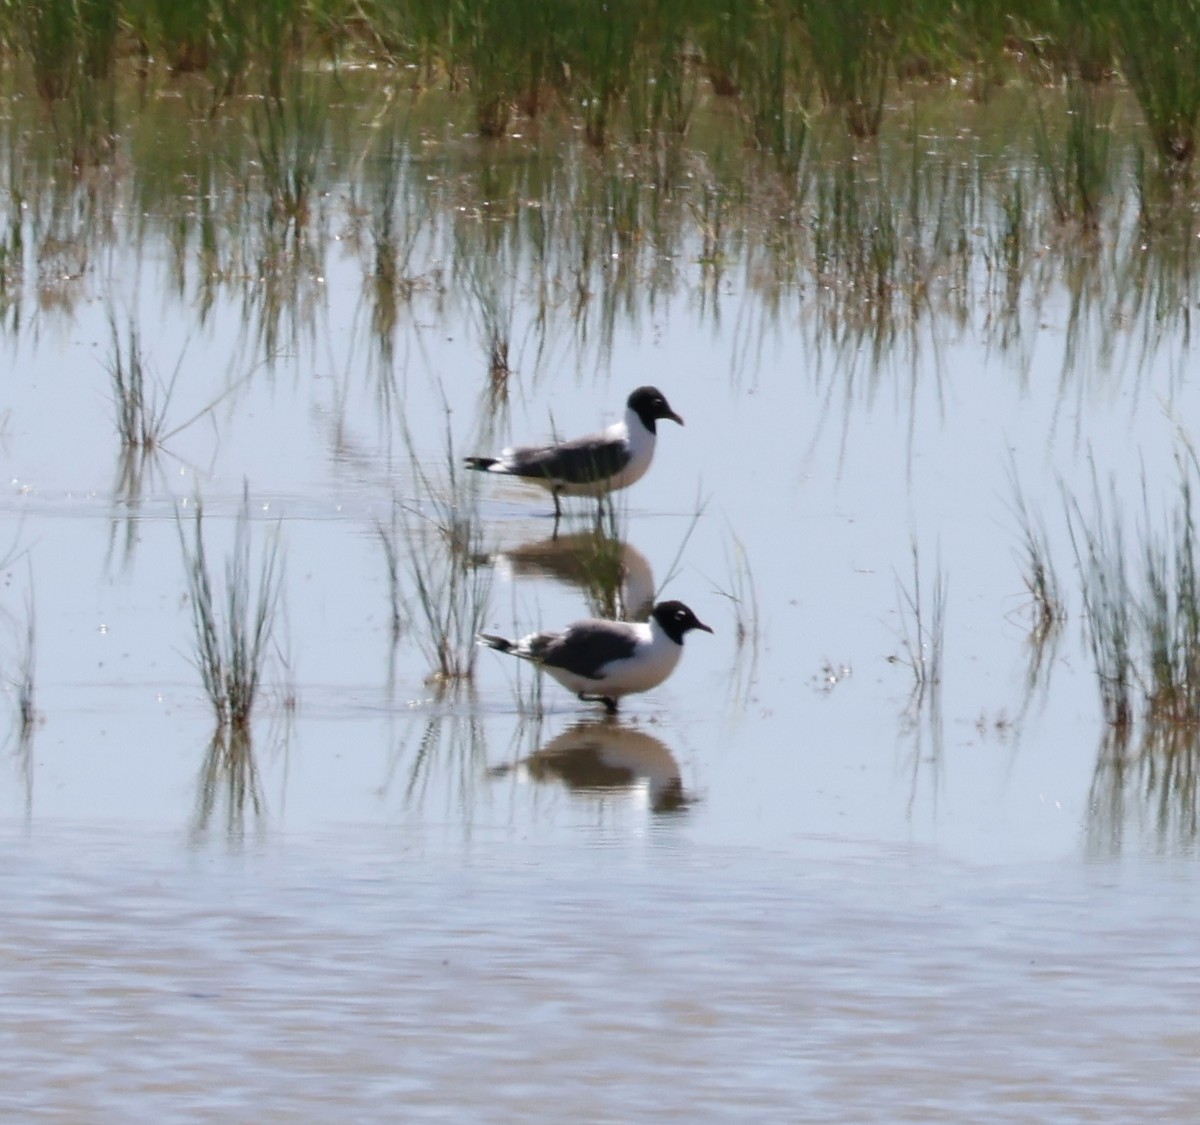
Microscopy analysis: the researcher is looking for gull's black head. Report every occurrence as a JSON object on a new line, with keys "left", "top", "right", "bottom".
{"left": 651, "top": 600, "right": 714, "bottom": 645}
{"left": 627, "top": 386, "right": 684, "bottom": 433}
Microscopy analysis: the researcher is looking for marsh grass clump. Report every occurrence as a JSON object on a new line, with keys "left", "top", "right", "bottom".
{"left": 458, "top": 240, "right": 514, "bottom": 396}
{"left": 382, "top": 411, "right": 492, "bottom": 682}
{"left": 892, "top": 540, "right": 947, "bottom": 692}
{"left": 5, "top": 589, "right": 36, "bottom": 747}
{"left": 1033, "top": 75, "right": 1115, "bottom": 230}
{"left": 0, "top": 523, "right": 36, "bottom": 801}
{"left": 178, "top": 487, "right": 284, "bottom": 731}
{"left": 3, "top": 595, "right": 36, "bottom": 816}
{"left": 362, "top": 123, "right": 429, "bottom": 371}
{"left": 130, "top": 0, "right": 302, "bottom": 99}
{"left": 11, "top": 0, "right": 121, "bottom": 168}
{"left": 1137, "top": 480, "right": 1200, "bottom": 727}
{"left": 695, "top": 0, "right": 812, "bottom": 161}
{"left": 1066, "top": 455, "right": 1200, "bottom": 732}
{"left": 22, "top": 0, "right": 82, "bottom": 103}
{"left": 1067, "top": 477, "right": 1135, "bottom": 729}
{"left": 251, "top": 70, "right": 327, "bottom": 234}
{"left": 629, "top": 2, "right": 697, "bottom": 139}
{"left": 710, "top": 528, "right": 761, "bottom": 709}
{"left": 1006, "top": 468, "right": 1067, "bottom": 710}
{"left": 561, "top": 0, "right": 642, "bottom": 147}
{"left": 809, "top": 146, "right": 965, "bottom": 334}
{"left": 107, "top": 314, "right": 177, "bottom": 452}
{"left": 802, "top": 0, "right": 899, "bottom": 139}
{"left": 983, "top": 178, "right": 1028, "bottom": 331}
{"left": 889, "top": 541, "right": 947, "bottom": 816}
{"left": 376, "top": 509, "right": 407, "bottom": 648}
{"left": 714, "top": 529, "right": 760, "bottom": 651}
{"left": 1111, "top": 0, "right": 1200, "bottom": 168}
{"left": 105, "top": 317, "right": 247, "bottom": 569}
{"left": 138, "top": 0, "right": 213, "bottom": 74}
{"left": 1008, "top": 469, "right": 1067, "bottom": 641}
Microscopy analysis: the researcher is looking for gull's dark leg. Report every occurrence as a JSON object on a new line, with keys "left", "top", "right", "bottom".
{"left": 552, "top": 490, "right": 562, "bottom": 539}
{"left": 578, "top": 692, "right": 619, "bottom": 714}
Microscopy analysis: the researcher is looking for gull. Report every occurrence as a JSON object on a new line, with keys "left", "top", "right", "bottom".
{"left": 478, "top": 600, "right": 712, "bottom": 714}
{"left": 465, "top": 386, "right": 683, "bottom": 527}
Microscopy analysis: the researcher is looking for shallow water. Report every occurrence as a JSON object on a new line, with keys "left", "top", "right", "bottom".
{"left": 3, "top": 75, "right": 1200, "bottom": 1117}
{"left": 3, "top": 831, "right": 1199, "bottom": 1122}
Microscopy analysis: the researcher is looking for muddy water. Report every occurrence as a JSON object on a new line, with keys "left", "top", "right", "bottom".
{"left": 2, "top": 76, "right": 1200, "bottom": 1117}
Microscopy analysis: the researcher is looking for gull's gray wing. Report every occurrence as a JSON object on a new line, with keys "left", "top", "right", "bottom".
{"left": 536, "top": 619, "right": 639, "bottom": 679}
{"left": 503, "top": 434, "right": 631, "bottom": 485}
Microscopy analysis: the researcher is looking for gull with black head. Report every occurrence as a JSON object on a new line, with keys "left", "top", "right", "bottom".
{"left": 478, "top": 599, "right": 712, "bottom": 714}
{"left": 465, "top": 386, "right": 683, "bottom": 531}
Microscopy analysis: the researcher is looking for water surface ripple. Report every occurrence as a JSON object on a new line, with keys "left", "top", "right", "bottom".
{"left": 1, "top": 832, "right": 1196, "bottom": 1122}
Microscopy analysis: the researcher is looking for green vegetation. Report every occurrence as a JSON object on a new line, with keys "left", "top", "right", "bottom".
{"left": 714, "top": 528, "right": 760, "bottom": 710}
{"left": 1032, "top": 74, "right": 1115, "bottom": 231}
{"left": 251, "top": 70, "right": 327, "bottom": 234}
{"left": 381, "top": 409, "right": 493, "bottom": 682}
{"left": 1110, "top": 0, "right": 1200, "bottom": 167}
{"left": 893, "top": 540, "right": 946, "bottom": 693}
{"left": 716, "top": 529, "right": 759, "bottom": 651}
{"left": 1006, "top": 470, "right": 1066, "bottom": 710}
{"left": 1008, "top": 466, "right": 1066, "bottom": 644}
{"left": 108, "top": 314, "right": 173, "bottom": 453}
{"left": 178, "top": 487, "right": 285, "bottom": 731}
{"left": 1067, "top": 454, "right": 1200, "bottom": 733}
{"left": 4, "top": 587, "right": 36, "bottom": 817}
{"left": 6, "top": 590, "right": 36, "bottom": 749}
{"left": 7, "top": 0, "right": 1200, "bottom": 848}
{"left": 0, "top": 0, "right": 1187, "bottom": 160}
{"left": 1067, "top": 473, "right": 1135, "bottom": 729}
{"left": 0, "top": 6, "right": 1195, "bottom": 380}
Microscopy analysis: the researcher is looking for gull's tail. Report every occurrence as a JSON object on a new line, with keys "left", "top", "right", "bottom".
{"left": 477, "top": 633, "right": 515, "bottom": 653}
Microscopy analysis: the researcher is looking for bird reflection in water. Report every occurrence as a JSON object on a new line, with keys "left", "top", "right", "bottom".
{"left": 492, "top": 718, "right": 691, "bottom": 814}
{"left": 492, "top": 528, "right": 655, "bottom": 623}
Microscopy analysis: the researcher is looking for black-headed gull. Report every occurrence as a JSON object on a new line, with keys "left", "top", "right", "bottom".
{"left": 479, "top": 599, "right": 712, "bottom": 713}
{"left": 466, "top": 386, "right": 683, "bottom": 525}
